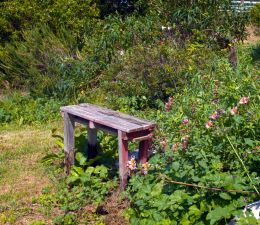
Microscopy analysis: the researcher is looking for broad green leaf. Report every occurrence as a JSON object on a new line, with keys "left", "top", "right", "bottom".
{"left": 172, "top": 161, "right": 180, "bottom": 171}
{"left": 189, "top": 205, "right": 201, "bottom": 217}
{"left": 219, "top": 192, "right": 231, "bottom": 200}
{"left": 72, "top": 166, "right": 84, "bottom": 175}
{"left": 75, "top": 152, "right": 87, "bottom": 166}
{"left": 66, "top": 175, "right": 79, "bottom": 184}
{"left": 207, "top": 206, "right": 233, "bottom": 225}
{"left": 151, "top": 181, "right": 164, "bottom": 197}
{"left": 244, "top": 138, "right": 254, "bottom": 147}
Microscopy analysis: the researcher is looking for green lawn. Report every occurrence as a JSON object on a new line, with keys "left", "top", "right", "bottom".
{"left": 0, "top": 122, "right": 62, "bottom": 224}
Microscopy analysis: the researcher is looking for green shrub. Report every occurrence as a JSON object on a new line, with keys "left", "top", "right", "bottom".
{"left": 40, "top": 129, "right": 118, "bottom": 224}
{"left": 250, "top": 4, "right": 260, "bottom": 26}
{"left": 135, "top": 0, "right": 249, "bottom": 43}
{"left": 99, "top": 42, "right": 214, "bottom": 108}
{"left": 0, "top": 26, "right": 101, "bottom": 98}
{"left": 125, "top": 46, "right": 260, "bottom": 225}
{"left": 0, "top": 0, "right": 99, "bottom": 43}
{"left": 0, "top": 92, "right": 64, "bottom": 125}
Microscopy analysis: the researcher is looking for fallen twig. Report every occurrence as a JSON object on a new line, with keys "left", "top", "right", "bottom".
{"left": 159, "top": 174, "right": 256, "bottom": 195}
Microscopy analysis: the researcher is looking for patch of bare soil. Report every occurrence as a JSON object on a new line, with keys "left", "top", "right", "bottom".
{"left": 245, "top": 25, "right": 260, "bottom": 44}
{"left": 14, "top": 203, "right": 53, "bottom": 225}
{"left": 97, "top": 190, "right": 130, "bottom": 225}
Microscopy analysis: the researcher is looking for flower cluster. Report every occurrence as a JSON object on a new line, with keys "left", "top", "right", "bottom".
{"left": 127, "top": 156, "right": 137, "bottom": 171}
{"left": 230, "top": 96, "right": 249, "bottom": 115}
{"left": 205, "top": 120, "right": 213, "bottom": 129}
{"left": 142, "top": 162, "right": 150, "bottom": 175}
{"left": 182, "top": 138, "right": 188, "bottom": 151}
{"left": 127, "top": 156, "right": 150, "bottom": 175}
{"left": 160, "top": 139, "right": 167, "bottom": 150}
{"left": 205, "top": 97, "right": 249, "bottom": 129}
{"left": 230, "top": 106, "right": 238, "bottom": 115}
{"left": 205, "top": 109, "right": 225, "bottom": 129}
{"left": 165, "top": 96, "right": 174, "bottom": 111}
{"left": 172, "top": 142, "right": 180, "bottom": 152}
{"left": 239, "top": 96, "right": 249, "bottom": 105}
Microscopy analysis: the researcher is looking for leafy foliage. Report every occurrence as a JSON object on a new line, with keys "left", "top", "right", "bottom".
{"left": 125, "top": 46, "right": 260, "bottom": 224}
{"left": 250, "top": 4, "right": 260, "bottom": 26}
{"left": 40, "top": 130, "right": 117, "bottom": 224}
{"left": 0, "top": 0, "right": 259, "bottom": 224}
{"left": 100, "top": 42, "right": 214, "bottom": 106}
{"left": 0, "top": 92, "right": 64, "bottom": 125}
{"left": 0, "top": 0, "right": 99, "bottom": 43}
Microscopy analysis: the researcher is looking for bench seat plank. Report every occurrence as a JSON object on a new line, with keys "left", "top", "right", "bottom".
{"left": 61, "top": 104, "right": 156, "bottom": 133}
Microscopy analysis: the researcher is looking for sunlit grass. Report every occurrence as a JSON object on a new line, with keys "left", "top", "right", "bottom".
{"left": 0, "top": 122, "right": 62, "bottom": 224}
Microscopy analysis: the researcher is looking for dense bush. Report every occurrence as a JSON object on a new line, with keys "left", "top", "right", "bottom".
{"left": 99, "top": 42, "right": 214, "bottom": 107}
{"left": 0, "top": 0, "right": 249, "bottom": 99}
{"left": 0, "top": 26, "right": 101, "bottom": 98}
{"left": 125, "top": 46, "right": 260, "bottom": 224}
{"left": 0, "top": 92, "right": 64, "bottom": 124}
{"left": 250, "top": 4, "right": 260, "bottom": 27}
{"left": 38, "top": 46, "right": 260, "bottom": 224}
{"left": 0, "top": 0, "right": 99, "bottom": 43}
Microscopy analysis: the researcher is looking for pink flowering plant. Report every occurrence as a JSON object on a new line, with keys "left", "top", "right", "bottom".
{"left": 127, "top": 57, "right": 260, "bottom": 224}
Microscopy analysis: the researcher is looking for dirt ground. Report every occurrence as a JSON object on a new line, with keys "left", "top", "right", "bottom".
{"left": 245, "top": 25, "right": 260, "bottom": 44}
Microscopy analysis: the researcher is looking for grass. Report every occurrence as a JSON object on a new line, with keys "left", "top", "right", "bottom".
{"left": 0, "top": 122, "right": 62, "bottom": 224}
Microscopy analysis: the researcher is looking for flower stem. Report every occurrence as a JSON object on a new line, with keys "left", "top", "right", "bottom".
{"left": 226, "top": 135, "right": 259, "bottom": 195}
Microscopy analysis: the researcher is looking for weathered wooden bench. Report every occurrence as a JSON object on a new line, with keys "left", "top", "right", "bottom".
{"left": 60, "top": 103, "right": 156, "bottom": 188}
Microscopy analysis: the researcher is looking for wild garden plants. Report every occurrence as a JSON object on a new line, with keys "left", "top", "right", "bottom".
{"left": 37, "top": 46, "right": 260, "bottom": 224}
{"left": 0, "top": 0, "right": 259, "bottom": 224}
{"left": 125, "top": 50, "right": 260, "bottom": 224}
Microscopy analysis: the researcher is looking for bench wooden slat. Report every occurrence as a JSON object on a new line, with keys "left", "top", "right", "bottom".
{"left": 61, "top": 104, "right": 156, "bottom": 133}
{"left": 62, "top": 106, "right": 140, "bottom": 131}
{"left": 79, "top": 103, "right": 152, "bottom": 126}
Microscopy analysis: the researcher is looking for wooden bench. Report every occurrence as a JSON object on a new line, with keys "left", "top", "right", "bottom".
{"left": 60, "top": 103, "right": 156, "bottom": 189}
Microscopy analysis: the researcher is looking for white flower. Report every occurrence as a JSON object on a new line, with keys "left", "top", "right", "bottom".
{"left": 161, "top": 26, "right": 167, "bottom": 31}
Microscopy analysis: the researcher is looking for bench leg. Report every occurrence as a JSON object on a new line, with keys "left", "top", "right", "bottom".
{"left": 118, "top": 131, "right": 128, "bottom": 190}
{"left": 64, "top": 112, "right": 75, "bottom": 174}
{"left": 87, "top": 125, "right": 97, "bottom": 159}
{"left": 139, "top": 139, "right": 151, "bottom": 164}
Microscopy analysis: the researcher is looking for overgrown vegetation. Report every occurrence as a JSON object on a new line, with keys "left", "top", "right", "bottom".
{"left": 0, "top": 0, "right": 259, "bottom": 224}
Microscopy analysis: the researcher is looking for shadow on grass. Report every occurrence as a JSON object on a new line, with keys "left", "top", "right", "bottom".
{"left": 251, "top": 43, "right": 260, "bottom": 67}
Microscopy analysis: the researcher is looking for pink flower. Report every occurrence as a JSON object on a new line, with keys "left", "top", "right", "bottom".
{"left": 205, "top": 120, "right": 213, "bottom": 129}
{"left": 172, "top": 142, "right": 180, "bottom": 152}
{"left": 168, "top": 96, "right": 174, "bottom": 103}
{"left": 160, "top": 140, "right": 167, "bottom": 149}
{"left": 182, "top": 139, "right": 188, "bottom": 151}
{"left": 230, "top": 106, "right": 238, "bottom": 115}
{"left": 182, "top": 118, "right": 189, "bottom": 125}
{"left": 239, "top": 97, "right": 249, "bottom": 105}
{"left": 127, "top": 156, "right": 137, "bottom": 171}
{"left": 165, "top": 102, "right": 171, "bottom": 111}
{"left": 210, "top": 112, "right": 219, "bottom": 120}
{"left": 165, "top": 96, "right": 174, "bottom": 111}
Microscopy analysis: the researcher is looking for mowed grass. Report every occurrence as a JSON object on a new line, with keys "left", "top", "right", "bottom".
{"left": 0, "top": 122, "right": 62, "bottom": 224}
